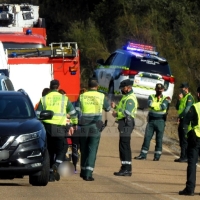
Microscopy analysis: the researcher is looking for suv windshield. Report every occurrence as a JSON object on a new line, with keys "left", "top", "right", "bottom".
{"left": 130, "top": 57, "right": 171, "bottom": 76}
{"left": 0, "top": 95, "right": 35, "bottom": 119}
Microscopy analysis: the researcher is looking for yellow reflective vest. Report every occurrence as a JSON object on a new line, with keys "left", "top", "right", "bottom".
{"left": 191, "top": 103, "right": 200, "bottom": 137}
{"left": 178, "top": 93, "right": 193, "bottom": 116}
{"left": 149, "top": 94, "right": 167, "bottom": 114}
{"left": 116, "top": 93, "right": 138, "bottom": 120}
{"left": 79, "top": 91, "right": 104, "bottom": 117}
{"left": 41, "top": 91, "right": 68, "bottom": 125}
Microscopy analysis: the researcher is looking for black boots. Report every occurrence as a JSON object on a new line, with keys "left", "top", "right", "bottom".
{"left": 51, "top": 163, "right": 60, "bottom": 181}
{"left": 134, "top": 155, "right": 146, "bottom": 160}
{"left": 179, "top": 188, "right": 194, "bottom": 196}
{"left": 174, "top": 158, "right": 188, "bottom": 163}
{"left": 114, "top": 169, "right": 132, "bottom": 176}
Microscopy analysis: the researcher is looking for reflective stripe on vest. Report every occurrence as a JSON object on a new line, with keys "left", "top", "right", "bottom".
{"left": 80, "top": 91, "right": 104, "bottom": 117}
{"left": 116, "top": 93, "right": 138, "bottom": 120}
{"left": 178, "top": 93, "right": 194, "bottom": 115}
{"left": 41, "top": 92, "right": 68, "bottom": 125}
{"left": 149, "top": 94, "right": 166, "bottom": 114}
{"left": 192, "top": 103, "right": 200, "bottom": 137}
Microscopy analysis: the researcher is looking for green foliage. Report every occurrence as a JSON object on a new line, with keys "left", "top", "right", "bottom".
{"left": 64, "top": 19, "right": 109, "bottom": 86}
{"left": 37, "top": 0, "right": 200, "bottom": 100}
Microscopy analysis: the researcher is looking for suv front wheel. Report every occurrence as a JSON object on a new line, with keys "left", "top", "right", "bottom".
{"left": 29, "top": 149, "right": 50, "bottom": 186}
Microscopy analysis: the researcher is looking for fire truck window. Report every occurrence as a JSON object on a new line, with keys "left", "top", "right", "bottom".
{"left": 3, "top": 43, "right": 45, "bottom": 49}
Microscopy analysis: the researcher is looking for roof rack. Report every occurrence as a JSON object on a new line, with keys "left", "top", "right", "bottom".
{"left": 6, "top": 42, "right": 79, "bottom": 58}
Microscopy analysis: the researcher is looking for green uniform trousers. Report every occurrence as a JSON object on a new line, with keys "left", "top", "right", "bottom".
{"left": 178, "top": 118, "right": 188, "bottom": 159}
{"left": 140, "top": 119, "right": 165, "bottom": 159}
{"left": 80, "top": 124, "right": 100, "bottom": 177}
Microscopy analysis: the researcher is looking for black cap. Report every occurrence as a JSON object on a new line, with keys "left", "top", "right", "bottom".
{"left": 197, "top": 87, "right": 200, "bottom": 93}
{"left": 88, "top": 78, "right": 98, "bottom": 88}
{"left": 180, "top": 82, "right": 189, "bottom": 88}
{"left": 155, "top": 83, "right": 164, "bottom": 90}
{"left": 50, "top": 79, "right": 59, "bottom": 88}
{"left": 119, "top": 79, "right": 133, "bottom": 89}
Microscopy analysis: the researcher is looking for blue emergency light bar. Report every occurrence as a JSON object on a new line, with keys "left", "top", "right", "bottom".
{"left": 126, "top": 42, "right": 158, "bottom": 56}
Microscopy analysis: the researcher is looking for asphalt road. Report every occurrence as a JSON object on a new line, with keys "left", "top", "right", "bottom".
{"left": 1, "top": 111, "right": 200, "bottom": 200}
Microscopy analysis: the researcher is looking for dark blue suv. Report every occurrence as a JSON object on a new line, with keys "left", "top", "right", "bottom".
{"left": 0, "top": 90, "right": 53, "bottom": 186}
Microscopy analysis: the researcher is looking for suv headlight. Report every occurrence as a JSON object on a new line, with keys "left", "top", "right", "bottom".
{"left": 16, "top": 130, "right": 42, "bottom": 143}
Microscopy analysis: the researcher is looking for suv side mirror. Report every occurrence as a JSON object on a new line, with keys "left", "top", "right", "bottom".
{"left": 97, "top": 59, "right": 105, "bottom": 65}
{"left": 39, "top": 110, "right": 54, "bottom": 120}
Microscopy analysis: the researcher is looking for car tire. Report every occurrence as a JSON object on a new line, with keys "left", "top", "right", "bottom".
{"left": 29, "top": 149, "right": 50, "bottom": 186}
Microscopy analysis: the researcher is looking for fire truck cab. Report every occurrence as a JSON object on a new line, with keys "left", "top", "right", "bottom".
{"left": 0, "top": 3, "right": 80, "bottom": 106}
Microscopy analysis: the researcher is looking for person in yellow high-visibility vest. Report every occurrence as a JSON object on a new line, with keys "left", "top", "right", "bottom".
{"left": 76, "top": 78, "right": 110, "bottom": 181}
{"left": 36, "top": 79, "right": 78, "bottom": 182}
{"left": 175, "top": 82, "right": 194, "bottom": 162}
{"left": 179, "top": 86, "right": 200, "bottom": 196}
{"left": 111, "top": 79, "right": 138, "bottom": 176}
{"left": 134, "top": 83, "right": 171, "bottom": 161}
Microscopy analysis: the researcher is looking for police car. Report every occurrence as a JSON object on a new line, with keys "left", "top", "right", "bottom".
{"left": 93, "top": 42, "right": 174, "bottom": 108}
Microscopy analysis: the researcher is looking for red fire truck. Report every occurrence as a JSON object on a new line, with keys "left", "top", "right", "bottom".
{"left": 0, "top": 3, "right": 80, "bottom": 106}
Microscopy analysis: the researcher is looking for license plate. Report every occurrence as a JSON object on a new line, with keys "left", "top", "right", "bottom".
{"left": 141, "top": 77, "right": 158, "bottom": 83}
{"left": 0, "top": 150, "right": 9, "bottom": 160}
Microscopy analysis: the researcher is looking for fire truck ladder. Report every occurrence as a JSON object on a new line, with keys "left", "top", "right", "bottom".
{"left": 6, "top": 42, "right": 78, "bottom": 58}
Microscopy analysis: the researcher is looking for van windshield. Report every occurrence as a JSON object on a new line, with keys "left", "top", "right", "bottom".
{"left": 130, "top": 57, "right": 171, "bottom": 76}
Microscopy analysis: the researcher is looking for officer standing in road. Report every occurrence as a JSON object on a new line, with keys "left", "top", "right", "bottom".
{"left": 111, "top": 79, "right": 138, "bottom": 176}
{"left": 179, "top": 86, "right": 200, "bottom": 196}
{"left": 36, "top": 79, "right": 78, "bottom": 182}
{"left": 174, "top": 82, "right": 194, "bottom": 162}
{"left": 134, "top": 83, "right": 170, "bottom": 161}
{"left": 76, "top": 78, "right": 110, "bottom": 181}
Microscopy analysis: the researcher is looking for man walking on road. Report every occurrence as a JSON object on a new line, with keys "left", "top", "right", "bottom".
{"left": 134, "top": 83, "right": 170, "bottom": 161}
{"left": 111, "top": 79, "right": 138, "bottom": 176}
{"left": 175, "top": 82, "right": 194, "bottom": 162}
{"left": 179, "top": 86, "right": 200, "bottom": 196}
{"left": 76, "top": 78, "right": 110, "bottom": 181}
